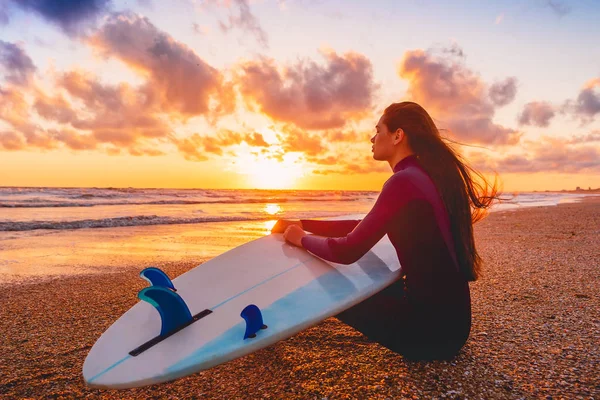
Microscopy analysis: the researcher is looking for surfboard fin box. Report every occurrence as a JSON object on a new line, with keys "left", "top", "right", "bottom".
{"left": 241, "top": 304, "right": 268, "bottom": 339}
{"left": 140, "top": 267, "right": 177, "bottom": 291}
{"left": 131, "top": 286, "right": 213, "bottom": 356}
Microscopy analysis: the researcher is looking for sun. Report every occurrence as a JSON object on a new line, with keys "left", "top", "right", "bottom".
{"left": 246, "top": 157, "right": 305, "bottom": 189}
{"left": 227, "top": 130, "right": 307, "bottom": 189}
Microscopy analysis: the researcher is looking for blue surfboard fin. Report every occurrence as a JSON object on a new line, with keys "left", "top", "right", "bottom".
{"left": 241, "top": 304, "right": 268, "bottom": 339}
{"left": 138, "top": 286, "right": 192, "bottom": 336}
{"left": 140, "top": 267, "right": 177, "bottom": 291}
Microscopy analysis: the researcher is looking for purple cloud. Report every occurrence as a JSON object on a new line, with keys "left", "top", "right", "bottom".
{"left": 489, "top": 77, "right": 518, "bottom": 107}
{"left": 518, "top": 101, "right": 556, "bottom": 127}
{"left": 9, "top": 0, "right": 112, "bottom": 34}
{"left": 0, "top": 41, "right": 36, "bottom": 86}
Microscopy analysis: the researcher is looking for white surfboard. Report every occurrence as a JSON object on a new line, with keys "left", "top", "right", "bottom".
{"left": 83, "top": 215, "right": 401, "bottom": 389}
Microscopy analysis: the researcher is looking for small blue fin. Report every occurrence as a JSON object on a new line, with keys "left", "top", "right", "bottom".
{"left": 140, "top": 267, "right": 177, "bottom": 291}
{"left": 241, "top": 304, "right": 268, "bottom": 339}
{"left": 138, "top": 286, "right": 192, "bottom": 336}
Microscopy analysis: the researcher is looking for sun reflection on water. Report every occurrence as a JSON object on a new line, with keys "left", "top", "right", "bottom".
{"left": 264, "top": 220, "right": 277, "bottom": 235}
{"left": 264, "top": 203, "right": 282, "bottom": 215}
{"left": 262, "top": 204, "right": 282, "bottom": 235}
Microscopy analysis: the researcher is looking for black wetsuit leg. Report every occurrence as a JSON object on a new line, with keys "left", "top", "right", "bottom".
{"left": 334, "top": 280, "right": 469, "bottom": 361}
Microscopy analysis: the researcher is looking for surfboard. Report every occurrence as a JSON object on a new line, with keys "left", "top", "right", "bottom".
{"left": 83, "top": 214, "right": 401, "bottom": 389}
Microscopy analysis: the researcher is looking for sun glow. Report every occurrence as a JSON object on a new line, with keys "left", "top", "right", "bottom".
{"left": 232, "top": 141, "right": 306, "bottom": 189}
{"left": 248, "top": 158, "right": 304, "bottom": 189}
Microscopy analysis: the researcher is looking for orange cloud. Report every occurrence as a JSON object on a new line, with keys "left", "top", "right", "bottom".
{"left": 0, "top": 88, "right": 56, "bottom": 150}
{"left": 172, "top": 129, "right": 270, "bottom": 161}
{"left": 312, "top": 157, "right": 389, "bottom": 175}
{"left": 567, "top": 130, "right": 600, "bottom": 144}
{"left": 398, "top": 47, "right": 521, "bottom": 146}
{"left": 0, "top": 130, "right": 24, "bottom": 150}
{"left": 33, "top": 92, "right": 77, "bottom": 124}
{"left": 49, "top": 128, "right": 97, "bottom": 150}
{"left": 47, "top": 70, "right": 171, "bottom": 154}
{"left": 276, "top": 126, "right": 327, "bottom": 156}
{"left": 89, "top": 12, "right": 235, "bottom": 118}
{"left": 237, "top": 50, "right": 378, "bottom": 130}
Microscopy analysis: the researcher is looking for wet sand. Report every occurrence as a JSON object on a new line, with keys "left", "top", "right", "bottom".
{"left": 1, "top": 198, "right": 599, "bottom": 399}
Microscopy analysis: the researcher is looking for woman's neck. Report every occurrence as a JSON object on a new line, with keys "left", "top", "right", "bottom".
{"left": 389, "top": 151, "right": 416, "bottom": 171}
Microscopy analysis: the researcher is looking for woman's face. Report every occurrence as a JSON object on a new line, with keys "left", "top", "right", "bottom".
{"left": 371, "top": 115, "right": 397, "bottom": 161}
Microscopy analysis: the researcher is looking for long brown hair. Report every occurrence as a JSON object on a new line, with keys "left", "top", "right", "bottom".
{"left": 383, "top": 102, "right": 500, "bottom": 281}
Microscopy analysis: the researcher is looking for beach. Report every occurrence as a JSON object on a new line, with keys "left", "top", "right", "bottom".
{"left": 1, "top": 196, "right": 599, "bottom": 399}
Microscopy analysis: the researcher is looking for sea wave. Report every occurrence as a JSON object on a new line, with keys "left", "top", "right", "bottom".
{"left": 0, "top": 215, "right": 264, "bottom": 231}
{"left": 0, "top": 197, "right": 365, "bottom": 208}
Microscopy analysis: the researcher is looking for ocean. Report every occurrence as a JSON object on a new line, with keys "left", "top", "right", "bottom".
{"left": 0, "top": 187, "right": 593, "bottom": 232}
{"left": 0, "top": 187, "right": 596, "bottom": 284}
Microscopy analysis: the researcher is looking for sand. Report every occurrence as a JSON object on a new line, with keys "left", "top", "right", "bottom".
{"left": 1, "top": 197, "right": 599, "bottom": 399}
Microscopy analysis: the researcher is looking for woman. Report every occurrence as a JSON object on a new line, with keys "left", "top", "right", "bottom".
{"left": 271, "top": 101, "right": 499, "bottom": 361}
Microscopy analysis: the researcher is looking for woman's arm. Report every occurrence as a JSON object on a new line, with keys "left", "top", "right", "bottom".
{"left": 301, "top": 175, "right": 414, "bottom": 264}
{"left": 271, "top": 219, "right": 361, "bottom": 237}
{"left": 300, "top": 219, "right": 361, "bottom": 237}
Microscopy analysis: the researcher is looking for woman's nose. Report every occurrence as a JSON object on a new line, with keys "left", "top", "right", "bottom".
{"left": 370, "top": 135, "right": 375, "bottom": 144}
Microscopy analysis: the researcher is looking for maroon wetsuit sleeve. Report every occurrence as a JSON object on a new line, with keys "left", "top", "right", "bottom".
{"left": 300, "top": 219, "right": 361, "bottom": 237}
{"left": 301, "top": 176, "right": 415, "bottom": 264}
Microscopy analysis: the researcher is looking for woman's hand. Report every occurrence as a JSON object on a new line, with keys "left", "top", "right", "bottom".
{"left": 283, "top": 225, "right": 306, "bottom": 248}
{"left": 271, "top": 219, "right": 303, "bottom": 234}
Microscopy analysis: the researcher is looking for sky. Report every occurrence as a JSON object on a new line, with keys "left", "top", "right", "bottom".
{"left": 0, "top": 0, "right": 599, "bottom": 191}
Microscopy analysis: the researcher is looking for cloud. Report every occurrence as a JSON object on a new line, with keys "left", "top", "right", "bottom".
{"left": 237, "top": 50, "right": 378, "bottom": 130}
{"left": 518, "top": 101, "right": 556, "bottom": 127}
{"left": 475, "top": 136, "right": 600, "bottom": 174}
{"left": 543, "top": 0, "right": 571, "bottom": 16}
{"left": 322, "top": 128, "right": 367, "bottom": 143}
{"left": 567, "top": 130, "right": 600, "bottom": 144}
{"left": 11, "top": 69, "right": 172, "bottom": 156}
{"left": 0, "top": 88, "right": 55, "bottom": 150}
{"left": 217, "top": 0, "right": 269, "bottom": 48}
{"left": 306, "top": 155, "right": 338, "bottom": 165}
{"left": 89, "top": 13, "right": 234, "bottom": 118}
{"left": 49, "top": 128, "right": 97, "bottom": 150}
{"left": 565, "top": 78, "right": 600, "bottom": 123}
{"left": 56, "top": 70, "right": 170, "bottom": 139}
{"left": 8, "top": 0, "right": 112, "bottom": 34}
{"left": 172, "top": 129, "right": 270, "bottom": 161}
{"left": 245, "top": 132, "right": 269, "bottom": 147}
{"left": 311, "top": 155, "right": 389, "bottom": 175}
{"left": 495, "top": 13, "right": 504, "bottom": 25}
{"left": 0, "top": 131, "right": 25, "bottom": 150}
{"left": 172, "top": 134, "right": 209, "bottom": 162}
{"left": 0, "top": 41, "right": 36, "bottom": 86}
{"left": 489, "top": 77, "right": 518, "bottom": 107}
{"left": 33, "top": 93, "right": 77, "bottom": 124}
{"left": 398, "top": 47, "right": 521, "bottom": 145}
{"left": 276, "top": 126, "right": 327, "bottom": 156}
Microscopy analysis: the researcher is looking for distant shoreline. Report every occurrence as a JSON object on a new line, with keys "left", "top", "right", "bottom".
{"left": 533, "top": 189, "right": 600, "bottom": 194}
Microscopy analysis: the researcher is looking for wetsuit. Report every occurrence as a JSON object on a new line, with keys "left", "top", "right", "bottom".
{"left": 300, "top": 154, "right": 471, "bottom": 360}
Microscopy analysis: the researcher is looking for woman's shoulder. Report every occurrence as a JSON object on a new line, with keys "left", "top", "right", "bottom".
{"left": 382, "top": 166, "right": 431, "bottom": 198}
{"left": 385, "top": 166, "right": 421, "bottom": 186}
{"left": 382, "top": 169, "right": 418, "bottom": 193}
